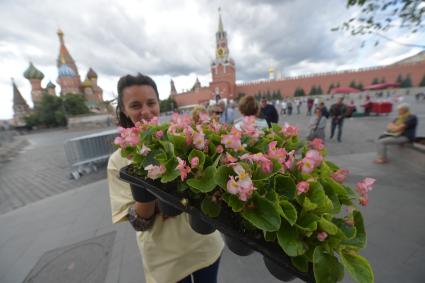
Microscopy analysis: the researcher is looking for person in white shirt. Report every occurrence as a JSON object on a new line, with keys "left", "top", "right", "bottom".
{"left": 280, "top": 100, "right": 287, "bottom": 115}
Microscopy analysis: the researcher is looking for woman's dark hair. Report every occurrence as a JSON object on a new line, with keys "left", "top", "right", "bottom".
{"left": 116, "top": 73, "right": 159, "bottom": 128}
{"left": 239, "top": 95, "right": 259, "bottom": 116}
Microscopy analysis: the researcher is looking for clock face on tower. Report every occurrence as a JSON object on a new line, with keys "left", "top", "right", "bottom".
{"left": 217, "top": 48, "right": 224, "bottom": 57}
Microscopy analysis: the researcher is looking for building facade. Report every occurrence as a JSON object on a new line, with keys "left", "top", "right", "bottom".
{"left": 171, "top": 12, "right": 425, "bottom": 107}
{"left": 20, "top": 29, "right": 104, "bottom": 110}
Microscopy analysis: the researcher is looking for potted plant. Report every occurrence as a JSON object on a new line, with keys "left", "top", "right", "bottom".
{"left": 115, "top": 113, "right": 375, "bottom": 283}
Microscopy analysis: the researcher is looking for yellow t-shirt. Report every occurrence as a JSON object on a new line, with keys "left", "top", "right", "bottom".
{"left": 107, "top": 149, "right": 224, "bottom": 283}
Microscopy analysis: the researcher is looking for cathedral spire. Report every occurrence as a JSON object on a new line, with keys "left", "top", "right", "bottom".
{"left": 11, "top": 78, "right": 30, "bottom": 126}
{"left": 56, "top": 29, "right": 79, "bottom": 76}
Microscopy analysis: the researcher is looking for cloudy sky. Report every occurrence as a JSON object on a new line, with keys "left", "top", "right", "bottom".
{"left": 1, "top": 0, "right": 424, "bottom": 119}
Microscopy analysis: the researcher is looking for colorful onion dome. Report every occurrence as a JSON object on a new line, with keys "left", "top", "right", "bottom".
{"left": 46, "top": 81, "right": 56, "bottom": 88}
{"left": 23, "top": 62, "right": 44, "bottom": 80}
{"left": 81, "top": 78, "right": 92, "bottom": 88}
{"left": 86, "top": 67, "right": 98, "bottom": 79}
{"left": 58, "top": 64, "right": 76, "bottom": 77}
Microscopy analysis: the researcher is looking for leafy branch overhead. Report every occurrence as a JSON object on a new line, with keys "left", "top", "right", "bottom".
{"left": 334, "top": 0, "right": 425, "bottom": 38}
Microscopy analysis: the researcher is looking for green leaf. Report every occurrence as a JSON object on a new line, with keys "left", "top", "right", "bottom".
{"left": 160, "top": 158, "right": 179, "bottom": 183}
{"left": 252, "top": 159, "right": 282, "bottom": 180}
{"left": 291, "top": 256, "right": 309, "bottom": 273}
{"left": 159, "top": 140, "right": 175, "bottom": 157}
{"left": 340, "top": 250, "right": 374, "bottom": 283}
{"left": 222, "top": 193, "right": 244, "bottom": 212}
{"left": 186, "top": 165, "right": 217, "bottom": 193}
{"left": 342, "top": 211, "right": 366, "bottom": 248}
{"left": 296, "top": 213, "right": 320, "bottom": 237}
{"left": 322, "top": 183, "right": 342, "bottom": 214}
{"left": 167, "top": 134, "right": 190, "bottom": 155}
{"left": 318, "top": 217, "right": 339, "bottom": 235}
{"left": 276, "top": 220, "right": 307, "bottom": 257}
{"left": 333, "top": 218, "right": 356, "bottom": 240}
{"left": 274, "top": 174, "right": 296, "bottom": 200}
{"left": 188, "top": 149, "right": 206, "bottom": 170}
{"left": 302, "top": 197, "right": 318, "bottom": 212}
{"left": 313, "top": 247, "right": 344, "bottom": 283}
{"left": 321, "top": 177, "right": 348, "bottom": 197}
{"left": 279, "top": 199, "right": 298, "bottom": 226}
{"left": 201, "top": 195, "right": 221, "bottom": 218}
{"left": 215, "top": 165, "right": 234, "bottom": 190}
{"left": 308, "top": 182, "right": 334, "bottom": 214}
{"left": 241, "top": 193, "right": 281, "bottom": 232}
{"left": 325, "top": 160, "right": 339, "bottom": 171}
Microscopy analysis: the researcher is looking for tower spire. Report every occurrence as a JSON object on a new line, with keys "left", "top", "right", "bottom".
{"left": 218, "top": 7, "right": 224, "bottom": 33}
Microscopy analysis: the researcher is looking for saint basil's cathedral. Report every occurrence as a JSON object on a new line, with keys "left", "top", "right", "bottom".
{"left": 170, "top": 11, "right": 425, "bottom": 108}
{"left": 12, "top": 29, "right": 104, "bottom": 127}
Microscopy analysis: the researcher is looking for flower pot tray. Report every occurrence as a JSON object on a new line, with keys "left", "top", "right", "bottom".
{"left": 119, "top": 165, "right": 315, "bottom": 282}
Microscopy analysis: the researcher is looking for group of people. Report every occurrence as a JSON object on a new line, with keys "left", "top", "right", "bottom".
{"left": 108, "top": 73, "right": 419, "bottom": 283}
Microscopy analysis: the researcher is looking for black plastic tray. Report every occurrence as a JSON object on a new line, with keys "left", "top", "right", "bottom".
{"left": 119, "top": 165, "right": 315, "bottom": 282}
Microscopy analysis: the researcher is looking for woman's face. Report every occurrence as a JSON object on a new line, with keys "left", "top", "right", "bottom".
{"left": 122, "top": 85, "right": 160, "bottom": 124}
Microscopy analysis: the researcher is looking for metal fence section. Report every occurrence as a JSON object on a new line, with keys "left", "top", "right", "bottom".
{"left": 64, "top": 129, "right": 118, "bottom": 179}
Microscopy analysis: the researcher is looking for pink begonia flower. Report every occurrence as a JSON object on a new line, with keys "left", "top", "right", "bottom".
{"left": 125, "top": 134, "right": 140, "bottom": 147}
{"left": 226, "top": 176, "right": 239, "bottom": 195}
{"left": 282, "top": 123, "right": 299, "bottom": 137}
{"left": 216, "top": 145, "right": 224, "bottom": 154}
{"left": 140, "top": 144, "right": 151, "bottom": 156}
{"left": 356, "top": 177, "right": 376, "bottom": 206}
{"left": 141, "top": 116, "right": 159, "bottom": 125}
{"left": 183, "top": 126, "right": 194, "bottom": 145}
{"left": 190, "top": 157, "right": 199, "bottom": 168}
{"left": 305, "top": 150, "right": 323, "bottom": 166}
{"left": 296, "top": 181, "right": 310, "bottom": 195}
{"left": 241, "top": 153, "right": 273, "bottom": 173}
{"left": 221, "top": 133, "right": 243, "bottom": 151}
{"left": 114, "top": 136, "right": 125, "bottom": 148}
{"left": 284, "top": 150, "right": 296, "bottom": 170}
{"left": 226, "top": 164, "right": 256, "bottom": 201}
{"left": 298, "top": 157, "right": 316, "bottom": 174}
{"left": 144, "top": 164, "right": 166, "bottom": 180}
{"left": 310, "top": 138, "right": 325, "bottom": 150}
{"left": 356, "top": 177, "right": 376, "bottom": 194}
{"left": 331, "top": 169, "right": 350, "bottom": 183}
{"left": 239, "top": 116, "right": 263, "bottom": 139}
{"left": 155, "top": 130, "right": 164, "bottom": 139}
{"left": 359, "top": 196, "right": 369, "bottom": 206}
{"left": 267, "top": 141, "right": 288, "bottom": 164}
{"left": 176, "top": 157, "right": 191, "bottom": 181}
{"left": 317, "top": 231, "right": 328, "bottom": 242}
{"left": 193, "top": 131, "right": 206, "bottom": 150}
{"left": 199, "top": 112, "right": 210, "bottom": 123}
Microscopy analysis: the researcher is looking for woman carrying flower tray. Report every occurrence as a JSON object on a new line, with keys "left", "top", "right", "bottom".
{"left": 107, "top": 73, "right": 224, "bottom": 283}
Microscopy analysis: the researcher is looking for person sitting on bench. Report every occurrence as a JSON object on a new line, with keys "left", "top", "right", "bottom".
{"left": 374, "top": 103, "right": 418, "bottom": 164}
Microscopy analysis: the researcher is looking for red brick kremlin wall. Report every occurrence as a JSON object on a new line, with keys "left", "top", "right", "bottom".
{"left": 172, "top": 60, "right": 425, "bottom": 107}
{"left": 236, "top": 61, "right": 425, "bottom": 98}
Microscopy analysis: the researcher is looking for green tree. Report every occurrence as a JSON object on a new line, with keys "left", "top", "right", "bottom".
{"left": 27, "top": 94, "right": 66, "bottom": 127}
{"left": 63, "top": 94, "right": 90, "bottom": 116}
{"left": 336, "top": 82, "right": 341, "bottom": 88}
{"left": 276, "top": 90, "right": 282, "bottom": 100}
{"left": 357, "top": 82, "right": 364, "bottom": 90}
{"left": 372, "top": 77, "right": 379, "bottom": 84}
{"left": 160, "top": 96, "right": 177, "bottom": 112}
{"left": 349, "top": 80, "right": 357, "bottom": 88}
{"left": 419, "top": 74, "right": 425, "bottom": 87}
{"left": 335, "top": 0, "right": 425, "bottom": 35}
{"left": 401, "top": 74, "right": 412, "bottom": 88}
{"left": 328, "top": 83, "right": 335, "bottom": 93}
{"left": 317, "top": 85, "right": 323, "bottom": 95}
{"left": 294, "top": 87, "right": 305, "bottom": 97}
{"left": 396, "top": 74, "right": 404, "bottom": 85}
{"left": 309, "top": 85, "right": 317, "bottom": 96}
{"left": 380, "top": 77, "right": 386, "bottom": 84}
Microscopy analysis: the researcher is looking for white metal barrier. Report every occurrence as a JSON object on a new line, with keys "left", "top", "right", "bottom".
{"left": 64, "top": 129, "right": 118, "bottom": 179}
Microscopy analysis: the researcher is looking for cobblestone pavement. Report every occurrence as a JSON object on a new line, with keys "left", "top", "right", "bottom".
{"left": 0, "top": 94, "right": 423, "bottom": 215}
{"left": 0, "top": 127, "right": 113, "bottom": 215}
